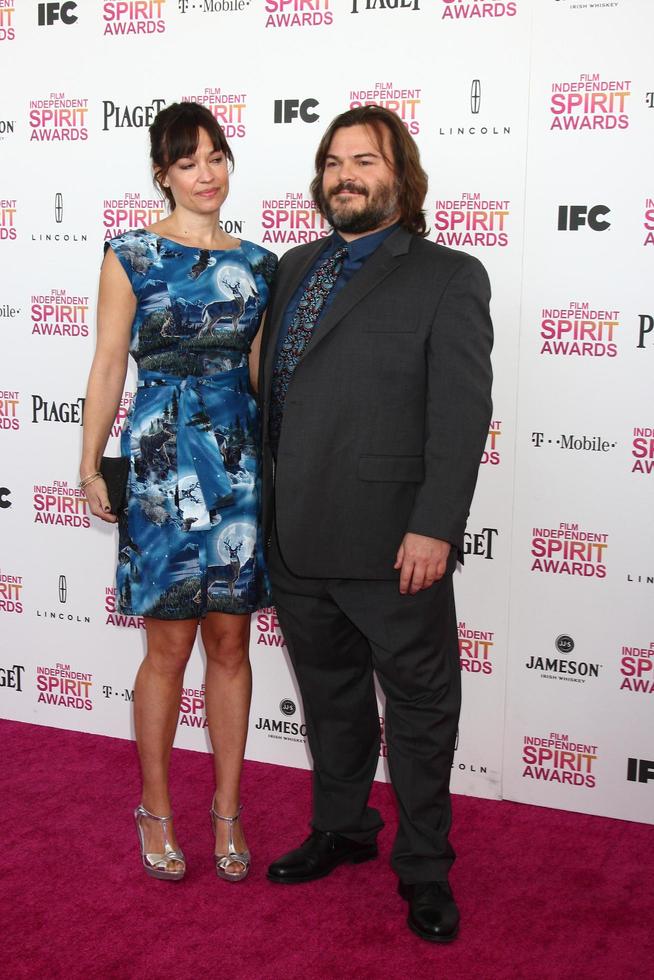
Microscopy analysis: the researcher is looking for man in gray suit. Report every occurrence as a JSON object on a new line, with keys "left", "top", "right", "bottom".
{"left": 259, "top": 106, "right": 493, "bottom": 942}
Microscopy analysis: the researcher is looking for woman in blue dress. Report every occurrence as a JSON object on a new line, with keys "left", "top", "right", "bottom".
{"left": 80, "top": 102, "right": 277, "bottom": 882}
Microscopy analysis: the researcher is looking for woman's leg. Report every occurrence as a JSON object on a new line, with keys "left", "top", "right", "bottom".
{"left": 201, "top": 612, "right": 252, "bottom": 867}
{"left": 134, "top": 616, "right": 198, "bottom": 865}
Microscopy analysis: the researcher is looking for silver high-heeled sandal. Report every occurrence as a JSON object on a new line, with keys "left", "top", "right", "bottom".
{"left": 134, "top": 804, "right": 186, "bottom": 881}
{"left": 210, "top": 802, "right": 250, "bottom": 882}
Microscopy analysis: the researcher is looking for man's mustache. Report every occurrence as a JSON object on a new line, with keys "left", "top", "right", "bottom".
{"left": 330, "top": 181, "right": 368, "bottom": 198}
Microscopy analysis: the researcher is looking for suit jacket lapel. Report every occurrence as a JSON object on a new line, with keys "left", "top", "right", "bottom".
{"left": 299, "top": 227, "right": 411, "bottom": 361}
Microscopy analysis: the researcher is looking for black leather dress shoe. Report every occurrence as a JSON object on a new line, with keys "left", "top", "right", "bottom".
{"left": 267, "top": 829, "right": 378, "bottom": 884}
{"left": 398, "top": 880, "right": 460, "bottom": 943}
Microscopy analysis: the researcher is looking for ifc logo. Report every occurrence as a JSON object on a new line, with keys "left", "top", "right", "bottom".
{"left": 279, "top": 698, "right": 296, "bottom": 717}
{"left": 555, "top": 634, "right": 575, "bottom": 655}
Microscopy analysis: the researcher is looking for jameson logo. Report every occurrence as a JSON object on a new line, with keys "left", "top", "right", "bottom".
{"left": 525, "top": 635, "right": 602, "bottom": 684}
{"left": 522, "top": 732, "right": 598, "bottom": 788}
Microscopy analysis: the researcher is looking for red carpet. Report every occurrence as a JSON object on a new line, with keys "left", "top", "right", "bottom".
{"left": 2, "top": 719, "right": 652, "bottom": 979}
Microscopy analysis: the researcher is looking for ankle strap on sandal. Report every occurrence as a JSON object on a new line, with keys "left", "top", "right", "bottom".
{"left": 211, "top": 802, "right": 243, "bottom": 824}
{"left": 136, "top": 803, "right": 173, "bottom": 822}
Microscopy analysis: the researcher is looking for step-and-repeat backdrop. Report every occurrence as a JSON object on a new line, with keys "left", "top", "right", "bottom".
{"left": 1, "top": 1, "right": 652, "bottom": 824}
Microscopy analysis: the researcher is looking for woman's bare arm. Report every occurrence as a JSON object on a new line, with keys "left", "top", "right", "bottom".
{"left": 80, "top": 249, "right": 135, "bottom": 522}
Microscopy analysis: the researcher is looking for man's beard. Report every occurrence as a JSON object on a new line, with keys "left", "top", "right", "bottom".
{"left": 324, "top": 179, "right": 399, "bottom": 234}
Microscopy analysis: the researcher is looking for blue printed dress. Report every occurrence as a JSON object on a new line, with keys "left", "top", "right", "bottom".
{"left": 107, "top": 229, "right": 277, "bottom": 619}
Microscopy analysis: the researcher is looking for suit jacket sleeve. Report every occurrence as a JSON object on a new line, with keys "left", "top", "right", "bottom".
{"left": 407, "top": 253, "right": 493, "bottom": 550}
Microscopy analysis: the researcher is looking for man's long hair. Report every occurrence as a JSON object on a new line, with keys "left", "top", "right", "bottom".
{"left": 310, "top": 106, "right": 428, "bottom": 238}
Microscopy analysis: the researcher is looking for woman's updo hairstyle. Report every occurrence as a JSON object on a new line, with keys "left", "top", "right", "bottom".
{"left": 149, "top": 101, "right": 234, "bottom": 210}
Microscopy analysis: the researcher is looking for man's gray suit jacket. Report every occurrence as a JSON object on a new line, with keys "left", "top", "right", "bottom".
{"left": 259, "top": 224, "right": 493, "bottom": 580}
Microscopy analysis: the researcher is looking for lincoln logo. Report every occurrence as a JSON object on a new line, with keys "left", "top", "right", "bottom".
{"left": 54, "top": 193, "right": 64, "bottom": 224}
{"left": 58, "top": 574, "right": 67, "bottom": 604}
{"left": 470, "top": 79, "right": 481, "bottom": 115}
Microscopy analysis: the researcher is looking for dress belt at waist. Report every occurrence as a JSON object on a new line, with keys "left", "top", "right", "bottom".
{"left": 136, "top": 368, "right": 249, "bottom": 531}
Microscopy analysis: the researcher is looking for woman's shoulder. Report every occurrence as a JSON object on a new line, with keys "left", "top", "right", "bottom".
{"left": 106, "top": 228, "right": 156, "bottom": 253}
{"left": 239, "top": 239, "right": 277, "bottom": 263}
{"left": 239, "top": 240, "right": 278, "bottom": 285}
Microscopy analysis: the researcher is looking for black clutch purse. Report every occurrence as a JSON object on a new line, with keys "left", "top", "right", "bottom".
{"left": 99, "top": 456, "right": 129, "bottom": 516}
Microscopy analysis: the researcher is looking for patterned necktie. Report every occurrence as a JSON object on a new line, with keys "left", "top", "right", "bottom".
{"left": 270, "top": 245, "right": 348, "bottom": 452}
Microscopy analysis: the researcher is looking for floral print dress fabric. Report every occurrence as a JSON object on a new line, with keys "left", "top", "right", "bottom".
{"left": 108, "top": 229, "right": 277, "bottom": 619}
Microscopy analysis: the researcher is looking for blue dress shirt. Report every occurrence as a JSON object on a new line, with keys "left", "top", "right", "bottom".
{"left": 274, "top": 223, "right": 399, "bottom": 362}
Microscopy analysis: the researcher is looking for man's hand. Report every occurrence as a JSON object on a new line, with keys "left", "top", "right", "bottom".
{"left": 394, "top": 533, "right": 452, "bottom": 595}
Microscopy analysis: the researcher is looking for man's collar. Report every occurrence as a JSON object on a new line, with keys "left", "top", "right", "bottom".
{"left": 332, "top": 221, "right": 400, "bottom": 257}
